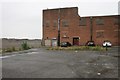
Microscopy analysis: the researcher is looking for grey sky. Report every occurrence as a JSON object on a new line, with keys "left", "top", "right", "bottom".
{"left": 0, "top": 0, "right": 119, "bottom": 39}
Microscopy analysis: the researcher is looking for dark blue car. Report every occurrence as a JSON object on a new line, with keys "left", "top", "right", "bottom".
{"left": 61, "top": 42, "right": 71, "bottom": 47}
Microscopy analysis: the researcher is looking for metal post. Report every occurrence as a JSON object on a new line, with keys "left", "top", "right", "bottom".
{"left": 57, "top": 8, "right": 60, "bottom": 46}
{"left": 106, "top": 44, "right": 108, "bottom": 51}
{"left": 90, "top": 17, "right": 93, "bottom": 41}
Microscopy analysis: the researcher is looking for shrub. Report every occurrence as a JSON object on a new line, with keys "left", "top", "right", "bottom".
{"left": 21, "top": 42, "right": 30, "bottom": 50}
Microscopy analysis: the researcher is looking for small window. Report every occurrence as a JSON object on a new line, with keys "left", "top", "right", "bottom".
{"left": 53, "top": 20, "right": 57, "bottom": 27}
{"left": 96, "top": 31, "right": 104, "bottom": 38}
{"left": 96, "top": 18, "right": 104, "bottom": 25}
{"left": 45, "top": 21, "right": 50, "bottom": 27}
{"left": 79, "top": 18, "right": 87, "bottom": 26}
{"left": 114, "top": 17, "right": 120, "bottom": 25}
{"left": 62, "top": 20, "right": 69, "bottom": 27}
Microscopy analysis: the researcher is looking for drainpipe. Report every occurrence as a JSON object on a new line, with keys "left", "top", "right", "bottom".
{"left": 90, "top": 17, "right": 93, "bottom": 41}
{"left": 57, "top": 8, "right": 60, "bottom": 46}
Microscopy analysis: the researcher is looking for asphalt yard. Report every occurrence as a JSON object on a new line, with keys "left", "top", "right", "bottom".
{"left": 1, "top": 47, "right": 119, "bottom": 78}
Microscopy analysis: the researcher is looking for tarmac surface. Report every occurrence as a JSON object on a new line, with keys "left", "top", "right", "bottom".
{"left": 1, "top": 47, "right": 119, "bottom": 78}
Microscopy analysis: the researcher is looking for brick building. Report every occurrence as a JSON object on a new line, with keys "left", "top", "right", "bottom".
{"left": 42, "top": 7, "right": 119, "bottom": 46}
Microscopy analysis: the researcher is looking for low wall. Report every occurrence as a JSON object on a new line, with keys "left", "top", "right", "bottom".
{"left": 2, "top": 38, "right": 41, "bottom": 50}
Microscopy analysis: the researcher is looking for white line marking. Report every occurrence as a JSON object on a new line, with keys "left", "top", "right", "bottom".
{"left": 0, "top": 55, "right": 16, "bottom": 59}
{"left": 26, "top": 52, "right": 38, "bottom": 54}
{"left": 0, "top": 52, "right": 38, "bottom": 59}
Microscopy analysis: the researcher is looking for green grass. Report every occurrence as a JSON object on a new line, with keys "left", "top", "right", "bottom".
{"left": 47, "top": 46, "right": 106, "bottom": 51}
{"left": 0, "top": 49, "right": 2, "bottom": 54}
{"left": 1, "top": 47, "right": 18, "bottom": 53}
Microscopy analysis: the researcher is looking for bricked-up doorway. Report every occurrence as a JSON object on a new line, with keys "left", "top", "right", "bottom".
{"left": 73, "top": 37, "right": 79, "bottom": 46}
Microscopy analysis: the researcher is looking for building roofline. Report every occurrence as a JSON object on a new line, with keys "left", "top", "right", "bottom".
{"left": 43, "top": 7, "right": 78, "bottom": 11}
{"left": 80, "top": 15, "right": 120, "bottom": 18}
{"left": 43, "top": 7, "right": 119, "bottom": 18}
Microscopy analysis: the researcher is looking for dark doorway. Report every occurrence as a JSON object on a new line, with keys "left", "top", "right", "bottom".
{"left": 73, "top": 37, "right": 79, "bottom": 46}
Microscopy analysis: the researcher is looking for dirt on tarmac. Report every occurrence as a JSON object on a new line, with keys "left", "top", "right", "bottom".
{"left": 2, "top": 47, "right": 119, "bottom": 78}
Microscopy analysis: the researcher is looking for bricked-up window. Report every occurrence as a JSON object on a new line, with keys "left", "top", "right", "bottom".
{"left": 96, "top": 31, "right": 104, "bottom": 38}
{"left": 79, "top": 18, "right": 87, "bottom": 26}
{"left": 62, "top": 20, "right": 69, "bottom": 27}
{"left": 114, "top": 17, "right": 120, "bottom": 25}
{"left": 114, "top": 30, "right": 119, "bottom": 37}
{"left": 45, "top": 21, "right": 50, "bottom": 27}
{"left": 96, "top": 18, "right": 104, "bottom": 25}
{"left": 53, "top": 20, "right": 57, "bottom": 27}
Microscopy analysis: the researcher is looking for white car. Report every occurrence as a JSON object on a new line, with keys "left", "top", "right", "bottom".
{"left": 103, "top": 41, "right": 112, "bottom": 47}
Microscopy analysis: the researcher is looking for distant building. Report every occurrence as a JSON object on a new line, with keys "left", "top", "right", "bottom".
{"left": 42, "top": 7, "right": 119, "bottom": 46}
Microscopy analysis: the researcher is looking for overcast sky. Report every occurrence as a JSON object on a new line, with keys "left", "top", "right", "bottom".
{"left": 0, "top": 0, "right": 119, "bottom": 39}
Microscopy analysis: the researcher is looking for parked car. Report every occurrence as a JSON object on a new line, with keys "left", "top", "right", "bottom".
{"left": 103, "top": 40, "right": 112, "bottom": 47}
{"left": 85, "top": 41, "right": 95, "bottom": 46}
{"left": 61, "top": 42, "right": 71, "bottom": 47}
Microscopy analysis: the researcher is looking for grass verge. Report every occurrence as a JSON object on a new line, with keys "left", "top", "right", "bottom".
{"left": 47, "top": 46, "right": 107, "bottom": 51}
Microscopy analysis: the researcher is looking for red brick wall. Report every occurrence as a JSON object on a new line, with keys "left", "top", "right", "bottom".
{"left": 43, "top": 7, "right": 119, "bottom": 46}
{"left": 92, "top": 16, "right": 119, "bottom": 46}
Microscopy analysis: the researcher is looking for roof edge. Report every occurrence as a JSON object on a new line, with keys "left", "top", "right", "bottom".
{"left": 43, "top": 7, "right": 78, "bottom": 11}
{"left": 80, "top": 15, "right": 120, "bottom": 18}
